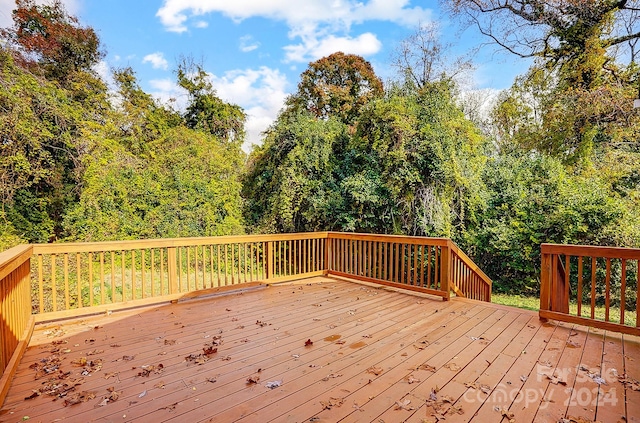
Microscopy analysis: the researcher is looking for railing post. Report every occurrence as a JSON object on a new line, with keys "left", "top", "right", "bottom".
{"left": 324, "top": 234, "right": 331, "bottom": 275}
{"left": 167, "top": 247, "right": 177, "bottom": 294}
{"left": 551, "top": 255, "right": 569, "bottom": 314}
{"left": 265, "top": 241, "right": 274, "bottom": 281}
{"left": 440, "top": 243, "right": 451, "bottom": 301}
{"left": 540, "top": 248, "right": 551, "bottom": 319}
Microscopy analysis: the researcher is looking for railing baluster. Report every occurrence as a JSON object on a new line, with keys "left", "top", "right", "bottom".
{"left": 621, "top": 259, "right": 627, "bottom": 325}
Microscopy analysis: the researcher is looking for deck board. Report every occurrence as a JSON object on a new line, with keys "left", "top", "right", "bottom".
{"left": 0, "top": 277, "right": 638, "bottom": 423}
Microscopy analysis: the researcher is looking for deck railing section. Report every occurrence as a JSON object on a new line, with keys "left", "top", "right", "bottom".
{"left": 326, "top": 233, "right": 492, "bottom": 301}
{"left": 0, "top": 245, "right": 35, "bottom": 403}
{"left": 540, "top": 243, "right": 640, "bottom": 336}
{"left": 31, "top": 233, "right": 327, "bottom": 319}
{"left": 449, "top": 243, "right": 492, "bottom": 302}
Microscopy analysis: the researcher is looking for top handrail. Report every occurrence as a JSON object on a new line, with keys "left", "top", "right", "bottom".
{"left": 31, "top": 232, "right": 330, "bottom": 254}
{"left": 0, "top": 245, "right": 33, "bottom": 281}
{"left": 541, "top": 243, "right": 640, "bottom": 260}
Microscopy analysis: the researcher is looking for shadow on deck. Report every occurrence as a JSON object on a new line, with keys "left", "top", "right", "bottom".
{"left": 1, "top": 277, "right": 638, "bottom": 423}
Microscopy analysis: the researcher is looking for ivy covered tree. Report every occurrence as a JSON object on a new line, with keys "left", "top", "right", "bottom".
{"left": 177, "top": 60, "right": 246, "bottom": 144}
{"left": 3, "top": 0, "right": 103, "bottom": 82}
{"left": 284, "top": 52, "right": 384, "bottom": 124}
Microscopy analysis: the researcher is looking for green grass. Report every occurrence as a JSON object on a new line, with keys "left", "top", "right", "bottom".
{"left": 491, "top": 293, "right": 637, "bottom": 327}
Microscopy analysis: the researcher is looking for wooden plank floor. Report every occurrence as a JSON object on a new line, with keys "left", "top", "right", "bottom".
{"left": 0, "top": 277, "right": 639, "bottom": 423}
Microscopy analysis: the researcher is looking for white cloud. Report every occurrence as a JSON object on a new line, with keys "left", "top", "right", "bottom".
{"left": 157, "top": 0, "right": 431, "bottom": 32}
{"left": 143, "top": 52, "right": 169, "bottom": 70}
{"left": 239, "top": 35, "right": 259, "bottom": 53}
{"left": 155, "top": 1, "right": 432, "bottom": 62}
{"left": 284, "top": 32, "right": 382, "bottom": 63}
{"left": 208, "top": 67, "right": 289, "bottom": 150}
{"left": 147, "top": 67, "right": 289, "bottom": 151}
{"left": 194, "top": 20, "right": 208, "bottom": 28}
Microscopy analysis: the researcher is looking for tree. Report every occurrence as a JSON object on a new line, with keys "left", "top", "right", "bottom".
{"left": 285, "top": 52, "right": 383, "bottom": 124}
{"left": 112, "top": 67, "right": 181, "bottom": 154}
{"left": 391, "top": 22, "right": 472, "bottom": 89}
{"left": 64, "top": 127, "right": 246, "bottom": 241}
{"left": 447, "top": 0, "right": 640, "bottom": 89}
{"left": 2, "top": 0, "right": 103, "bottom": 82}
{"left": 177, "top": 60, "right": 246, "bottom": 144}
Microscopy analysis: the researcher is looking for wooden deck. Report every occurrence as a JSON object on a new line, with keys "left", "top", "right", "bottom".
{"left": 0, "top": 277, "right": 638, "bottom": 423}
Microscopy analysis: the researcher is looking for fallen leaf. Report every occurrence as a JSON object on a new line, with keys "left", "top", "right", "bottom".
{"left": 164, "top": 339, "right": 176, "bottom": 345}
{"left": 366, "top": 366, "right": 383, "bottom": 376}
{"left": 320, "top": 397, "right": 344, "bottom": 410}
{"left": 305, "top": 339, "right": 314, "bottom": 347}
{"left": 405, "top": 374, "right": 421, "bottom": 384}
{"left": 566, "top": 340, "right": 581, "bottom": 348}
{"left": 444, "top": 362, "right": 461, "bottom": 371}
{"left": 154, "top": 381, "right": 166, "bottom": 389}
{"left": 63, "top": 390, "right": 96, "bottom": 406}
{"left": 321, "top": 373, "right": 343, "bottom": 381}
{"left": 246, "top": 375, "right": 260, "bottom": 385}
{"left": 104, "top": 372, "right": 118, "bottom": 380}
{"left": 617, "top": 374, "right": 640, "bottom": 391}
{"left": 394, "top": 399, "right": 415, "bottom": 411}
{"left": 418, "top": 363, "right": 436, "bottom": 372}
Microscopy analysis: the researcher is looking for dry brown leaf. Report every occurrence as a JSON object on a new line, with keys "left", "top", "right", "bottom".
{"left": 394, "top": 399, "right": 415, "bottom": 411}
{"left": 103, "top": 372, "right": 118, "bottom": 380}
{"left": 246, "top": 375, "right": 260, "bottom": 385}
{"left": 320, "top": 397, "right": 344, "bottom": 410}
{"left": 418, "top": 363, "right": 436, "bottom": 372}
{"left": 154, "top": 381, "right": 166, "bottom": 389}
{"left": 444, "top": 362, "right": 461, "bottom": 371}
{"left": 321, "top": 373, "right": 343, "bottom": 381}
{"left": 448, "top": 403, "right": 464, "bottom": 415}
{"left": 164, "top": 339, "right": 176, "bottom": 345}
{"left": 546, "top": 374, "right": 567, "bottom": 385}
{"left": 366, "top": 366, "right": 383, "bottom": 376}
{"left": 71, "top": 357, "right": 87, "bottom": 367}
{"left": 479, "top": 384, "right": 492, "bottom": 394}
{"left": 405, "top": 374, "right": 421, "bottom": 384}
{"left": 63, "top": 390, "right": 96, "bottom": 407}
{"left": 305, "top": 339, "right": 314, "bottom": 347}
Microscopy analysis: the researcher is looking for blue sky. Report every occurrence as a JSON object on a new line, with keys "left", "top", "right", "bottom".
{"left": 0, "top": 0, "right": 531, "bottom": 149}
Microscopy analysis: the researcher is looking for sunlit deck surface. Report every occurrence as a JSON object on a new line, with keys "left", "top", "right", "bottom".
{"left": 1, "top": 277, "right": 639, "bottom": 423}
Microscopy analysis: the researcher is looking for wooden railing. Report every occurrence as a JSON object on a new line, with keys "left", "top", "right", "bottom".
{"left": 326, "top": 233, "right": 492, "bottom": 301}
{"left": 0, "top": 245, "right": 35, "bottom": 404}
{"left": 540, "top": 243, "right": 640, "bottom": 336}
{"left": 30, "top": 233, "right": 327, "bottom": 320}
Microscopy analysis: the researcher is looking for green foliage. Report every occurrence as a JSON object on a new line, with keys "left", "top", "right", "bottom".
{"left": 177, "top": 62, "right": 246, "bottom": 144}
{"left": 242, "top": 112, "right": 348, "bottom": 232}
{"left": 471, "top": 152, "right": 637, "bottom": 294}
{"left": 0, "top": 46, "right": 88, "bottom": 242}
{"left": 64, "top": 127, "right": 245, "bottom": 241}
{"left": 285, "top": 52, "right": 383, "bottom": 124}
{"left": 243, "top": 77, "right": 488, "bottom": 239}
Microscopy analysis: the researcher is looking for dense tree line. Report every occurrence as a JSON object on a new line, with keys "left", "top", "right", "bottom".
{"left": 0, "top": 0, "right": 245, "bottom": 247}
{"left": 1, "top": 1, "right": 639, "bottom": 294}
